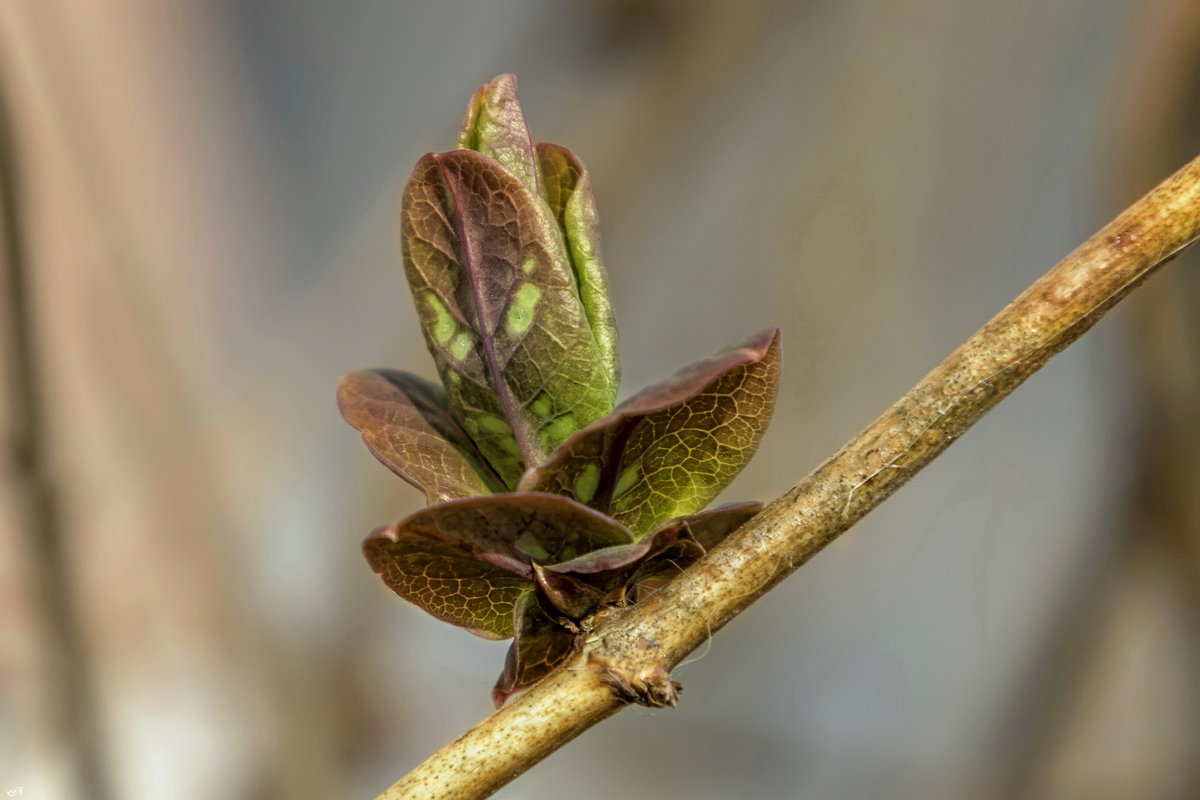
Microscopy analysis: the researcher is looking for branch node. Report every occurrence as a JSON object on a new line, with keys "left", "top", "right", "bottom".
{"left": 591, "top": 653, "right": 681, "bottom": 708}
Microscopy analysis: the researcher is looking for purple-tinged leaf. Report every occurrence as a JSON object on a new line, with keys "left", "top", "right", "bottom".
{"left": 521, "top": 329, "right": 782, "bottom": 536}
{"left": 541, "top": 522, "right": 685, "bottom": 607}
{"left": 402, "top": 150, "right": 618, "bottom": 486}
{"left": 542, "top": 521, "right": 680, "bottom": 576}
{"left": 673, "top": 501, "right": 762, "bottom": 552}
{"left": 457, "top": 74, "right": 539, "bottom": 195}
{"left": 392, "top": 493, "right": 635, "bottom": 579}
{"left": 535, "top": 143, "right": 619, "bottom": 398}
{"left": 492, "top": 593, "right": 576, "bottom": 707}
{"left": 621, "top": 504, "right": 760, "bottom": 602}
{"left": 337, "top": 369, "right": 501, "bottom": 502}
{"left": 363, "top": 524, "right": 533, "bottom": 639}
{"left": 531, "top": 562, "right": 606, "bottom": 619}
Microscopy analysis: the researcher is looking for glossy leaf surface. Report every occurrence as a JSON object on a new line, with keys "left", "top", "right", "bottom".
{"left": 492, "top": 593, "right": 576, "bottom": 707}
{"left": 520, "top": 329, "right": 782, "bottom": 536}
{"left": 363, "top": 524, "right": 533, "bottom": 639}
{"left": 535, "top": 143, "right": 619, "bottom": 397}
{"left": 402, "top": 150, "right": 617, "bottom": 486}
{"left": 337, "top": 369, "right": 499, "bottom": 502}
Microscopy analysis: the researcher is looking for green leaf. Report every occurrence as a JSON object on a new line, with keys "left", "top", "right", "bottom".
{"left": 535, "top": 143, "right": 619, "bottom": 402}
{"left": 492, "top": 593, "right": 576, "bottom": 707}
{"left": 402, "top": 150, "right": 618, "bottom": 486}
{"left": 520, "top": 329, "right": 782, "bottom": 536}
{"left": 337, "top": 369, "right": 501, "bottom": 502}
{"left": 363, "top": 524, "right": 533, "bottom": 639}
{"left": 457, "top": 74, "right": 539, "bottom": 195}
{"left": 393, "top": 493, "right": 636, "bottom": 578}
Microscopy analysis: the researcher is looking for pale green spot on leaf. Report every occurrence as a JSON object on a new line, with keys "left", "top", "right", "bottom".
{"left": 506, "top": 283, "right": 542, "bottom": 335}
{"left": 539, "top": 416, "right": 577, "bottom": 452}
{"left": 424, "top": 292, "right": 457, "bottom": 345}
{"left": 613, "top": 463, "right": 640, "bottom": 500}
{"left": 401, "top": 147, "right": 618, "bottom": 486}
{"left": 530, "top": 392, "right": 552, "bottom": 417}
{"left": 474, "top": 414, "right": 523, "bottom": 458}
{"left": 477, "top": 414, "right": 512, "bottom": 435}
{"left": 450, "top": 332, "right": 472, "bottom": 361}
{"left": 573, "top": 462, "right": 601, "bottom": 505}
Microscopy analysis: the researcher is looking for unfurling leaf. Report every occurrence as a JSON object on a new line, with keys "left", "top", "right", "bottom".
{"left": 520, "top": 329, "right": 782, "bottom": 536}
{"left": 492, "top": 593, "right": 577, "bottom": 707}
{"left": 457, "top": 73, "right": 539, "bottom": 195}
{"left": 402, "top": 150, "right": 617, "bottom": 486}
{"left": 364, "top": 524, "right": 533, "bottom": 639}
{"left": 456, "top": 75, "right": 619, "bottom": 395}
{"left": 535, "top": 143, "right": 619, "bottom": 395}
{"left": 337, "top": 369, "right": 501, "bottom": 502}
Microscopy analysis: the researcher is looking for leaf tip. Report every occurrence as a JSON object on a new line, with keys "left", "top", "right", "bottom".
{"left": 335, "top": 370, "right": 364, "bottom": 421}
{"left": 362, "top": 523, "right": 400, "bottom": 573}
{"left": 745, "top": 326, "right": 781, "bottom": 357}
{"left": 365, "top": 523, "right": 400, "bottom": 544}
{"left": 455, "top": 74, "right": 537, "bottom": 192}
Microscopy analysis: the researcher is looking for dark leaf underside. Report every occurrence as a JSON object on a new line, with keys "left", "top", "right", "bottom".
{"left": 362, "top": 494, "right": 638, "bottom": 638}
{"left": 492, "top": 593, "right": 577, "bottom": 707}
{"left": 532, "top": 562, "right": 606, "bottom": 619}
{"left": 364, "top": 524, "right": 533, "bottom": 639}
{"left": 395, "top": 493, "right": 635, "bottom": 577}
{"left": 337, "top": 369, "right": 500, "bottom": 502}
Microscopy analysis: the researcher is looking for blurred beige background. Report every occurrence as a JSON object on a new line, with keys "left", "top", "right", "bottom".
{"left": 2, "top": 1, "right": 1198, "bottom": 798}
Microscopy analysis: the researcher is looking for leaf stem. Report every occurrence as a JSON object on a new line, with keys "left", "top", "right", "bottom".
{"left": 374, "top": 151, "right": 1200, "bottom": 800}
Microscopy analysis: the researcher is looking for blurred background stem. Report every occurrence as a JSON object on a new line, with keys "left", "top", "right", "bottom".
{"left": 0, "top": 79, "right": 112, "bottom": 800}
